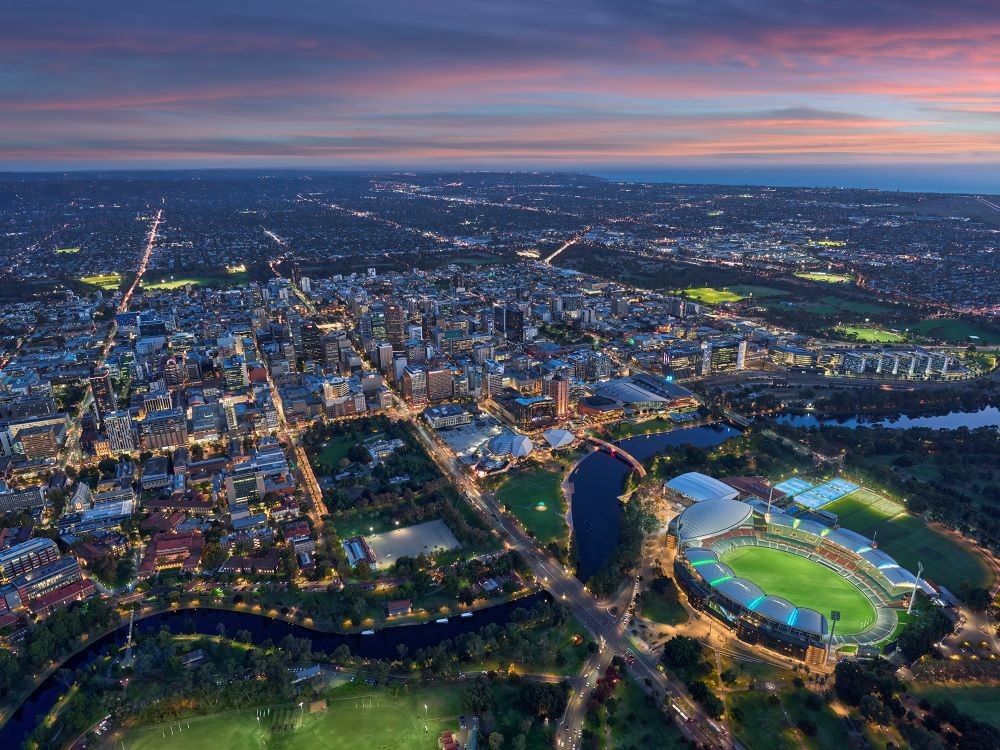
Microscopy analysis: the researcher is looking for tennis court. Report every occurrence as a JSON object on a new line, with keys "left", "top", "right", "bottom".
{"left": 774, "top": 477, "right": 814, "bottom": 496}
{"left": 792, "top": 478, "right": 860, "bottom": 510}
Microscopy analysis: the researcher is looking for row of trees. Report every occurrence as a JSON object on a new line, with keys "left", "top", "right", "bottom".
{"left": 0, "top": 598, "right": 119, "bottom": 702}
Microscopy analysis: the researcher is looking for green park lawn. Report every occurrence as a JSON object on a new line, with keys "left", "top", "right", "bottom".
{"left": 834, "top": 325, "right": 907, "bottom": 343}
{"left": 794, "top": 271, "right": 853, "bottom": 283}
{"left": 494, "top": 468, "right": 566, "bottom": 545}
{"left": 729, "top": 284, "right": 788, "bottom": 298}
{"left": 605, "top": 416, "right": 675, "bottom": 439}
{"left": 909, "top": 318, "right": 1000, "bottom": 345}
{"left": 639, "top": 587, "right": 688, "bottom": 626}
{"left": 680, "top": 285, "right": 786, "bottom": 304}
{"left": 123, "top": 683, "right": 465, "bottom": 750}
{"left": 720, "top": 547, "right": 876, "bottom": 634}
{"left": 80, "top": 272, "right": 122, "bottom": 290}
{"left": 310, "top": 436, "right": 356, "bottom": 474}
{"left": 730, "top": 689, "right": 852, "bottom": 750}
{"left": 822, "top": 490, "right": 993, "bottom": 592}
{"left": 799, "top": 295, "right": 897, "bottom": 317}
{"left": 909, "top": 684, "right": 1000, "bottom": 729}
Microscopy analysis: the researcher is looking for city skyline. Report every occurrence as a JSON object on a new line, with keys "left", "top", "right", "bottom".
{"left": 2, "top": 1, "right": 998, "bottom": 177}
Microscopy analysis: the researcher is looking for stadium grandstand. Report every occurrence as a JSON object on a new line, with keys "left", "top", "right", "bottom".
{"left": 666, "top": 472, "right": 740, "bottom": 503}
{"left": 670, "top": 489, "right": 933, "bottom": 661}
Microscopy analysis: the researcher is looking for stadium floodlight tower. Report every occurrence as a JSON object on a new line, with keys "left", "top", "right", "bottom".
{"left": 907, "top": 562, "right": 925, "bottom": 615}
{"left": 826, "top": 610, "right": 841, "bottom": 661}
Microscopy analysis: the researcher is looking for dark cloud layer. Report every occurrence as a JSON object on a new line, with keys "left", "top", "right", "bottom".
{"left": 0, "top": 1, "right": 997, "bottom": 168}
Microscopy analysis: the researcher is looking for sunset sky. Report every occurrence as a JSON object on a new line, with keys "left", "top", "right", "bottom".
{"left": 2, "top": 1, "right": 998, "bottom": 174}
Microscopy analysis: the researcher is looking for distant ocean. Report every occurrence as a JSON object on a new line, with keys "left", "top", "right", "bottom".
{"left": 591, "top": 164, "right": 999, "bottom": 195}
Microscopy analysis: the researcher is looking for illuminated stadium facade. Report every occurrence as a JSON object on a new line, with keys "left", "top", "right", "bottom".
{"left": 671, "top": 495, "right": 932, "bottom": 664}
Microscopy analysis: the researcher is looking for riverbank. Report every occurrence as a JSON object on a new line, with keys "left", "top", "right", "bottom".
{"left": 0, "top": 590, "right": 547, "bottom": 743}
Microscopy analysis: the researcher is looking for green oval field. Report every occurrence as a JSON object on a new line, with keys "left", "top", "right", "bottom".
{"left": 719, "top": 546, "right": 877, "bottom": 635}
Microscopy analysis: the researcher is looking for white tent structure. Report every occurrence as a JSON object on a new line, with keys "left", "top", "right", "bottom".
{"left": 542, "top": 429, "right": 575, "bottom": 450}
{"left": 510, "top": 435, "right": 534, "bottom": 458}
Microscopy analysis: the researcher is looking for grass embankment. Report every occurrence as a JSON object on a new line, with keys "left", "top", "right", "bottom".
{"left": 604, "top": 417, "right": 675, "bottom": 440}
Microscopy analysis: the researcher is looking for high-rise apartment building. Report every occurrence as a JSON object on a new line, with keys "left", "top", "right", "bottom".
{"left": 103, "top": 410, "right": 138, "bottom": 454}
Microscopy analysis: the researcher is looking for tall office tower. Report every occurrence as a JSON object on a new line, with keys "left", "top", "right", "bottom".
{"left": 322, "top": 334, "right": 346, "bottom": 371}
{"left": 504, "top": 307, "right": 525, "bottom": 344}
{"left": 163, "top": 355, "right": 185, "bottom": 387}
{"left": 222, "top": 355, "right": 249, "bottom": 391}
{"left": 549, "top": 295, "right": 563, "bottom": 320}
{"left": 426, "top": 366, "right": 454, "bottom": 402}
{"left": 291, "top": 261, "right": 303, "bottom": 290}
{"left": 385, "top": 302, "right": 405, "bottom": 348}
{"left": 376, "top": 341, "right": 394, "bottom": 372}
{"left": 300, "top": 322, "right": 323, "bottom": 364}
{"left": 104, "top": 410, "right": 138, "bottom": 454}
{"left": 493, "top": 305, "right": 506, "bottom": 335}
{"left": 543, "top": 375, "right": 570, "bottom": 419}
{"left": 612, "top": 297, "right": 630, "bottom": 317}
{"left": 369, "top": 306, "right": 388, "bottom": 341}
{"left": 89, "top": 368, "right": 118, "bottom": 425}
{"left": 401, "top": 366, "right": 428, "bottom": 405}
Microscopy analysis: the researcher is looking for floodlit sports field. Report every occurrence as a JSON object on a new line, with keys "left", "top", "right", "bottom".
{"left": 123, "top": 684, "right": 463, "bottom": 750}
{"left": 720, "top": 547, "right": 876, "bottom": 634}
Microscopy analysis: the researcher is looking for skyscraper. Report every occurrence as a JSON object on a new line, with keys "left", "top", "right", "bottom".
{"left": 89, "top": 368, "right": 117, "bottom": 424}
{"left": 300, "top": 321, "right": 323, "bottom": 364}
{"left": 504, "top": 307, "right": 525, "bottom": 344}
{"left": 543, "top": 375, "right": 570, "bottom": 419}
{"left": 385, "top": 302, "right": 405, "bottom": 348}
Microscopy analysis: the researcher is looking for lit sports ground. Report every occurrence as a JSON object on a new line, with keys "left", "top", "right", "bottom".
{"left": 669, "top": 472, "right": 992, "bottom": 660}
{"left": 122, "top": 683, "right": 464, "bottom": 750}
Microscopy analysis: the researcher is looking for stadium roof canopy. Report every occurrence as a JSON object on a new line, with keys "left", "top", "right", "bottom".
{"left": 675, "top": 497, "right": 752, "bottom": 541}
{"left": 592, "top": 378, "right": 669, "bottom": 405}
{"left": 667, "top": 472, "right": 740, "bottom": 503}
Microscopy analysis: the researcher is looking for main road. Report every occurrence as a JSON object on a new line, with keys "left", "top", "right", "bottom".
{"left": 395, "top": 395, "right": 731, "bottom": 748}
{"left": 268, "top": 261, "right": 732, "bottom": 747}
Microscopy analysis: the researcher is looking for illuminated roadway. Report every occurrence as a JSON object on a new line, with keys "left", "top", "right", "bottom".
{"left": 61, "top": 205, "right": 164, "bottom": 470}
{"left": 263, "top": 261, "right": 731, "bottom": 747}
{"left": 543, "top": 226, "right": 591, "bottom": 264}
{"left": 391, "top": 394, "right": 731, "bottom": 748}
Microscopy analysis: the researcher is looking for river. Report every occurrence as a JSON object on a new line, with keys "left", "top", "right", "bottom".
{"left": 775, "top": 405, "right": 1000, "bottom": 431}
{"left": 568, "top": 423, "right": 742, "bottom": 580}
{"left": 0, "top": 592, "right": 549, "bottom": 748}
